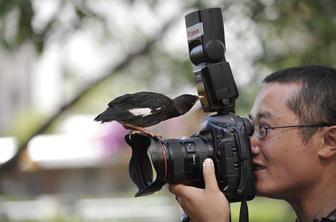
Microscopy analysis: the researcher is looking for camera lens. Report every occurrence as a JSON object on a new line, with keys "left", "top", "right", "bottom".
{"left": 164, "top": 137, "right": 212, "bottom": 184}
{"left": 125, "top": 133, "right": 212, "bottom": 196}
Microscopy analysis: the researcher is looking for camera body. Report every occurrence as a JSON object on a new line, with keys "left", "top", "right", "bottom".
{"left": 125, "top": 8, "right": 255, "bottom": 203}
{"left": 195, "top": 114, "right": 254, "bottom": 201}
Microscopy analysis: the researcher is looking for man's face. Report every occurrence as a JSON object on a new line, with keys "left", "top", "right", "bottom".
{"left": 249, "top": 83, "right": 323, "bottom": 200}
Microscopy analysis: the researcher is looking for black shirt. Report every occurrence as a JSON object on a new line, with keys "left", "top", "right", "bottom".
{"left": 295, "top": 208, "right": 336, "bottom": 222}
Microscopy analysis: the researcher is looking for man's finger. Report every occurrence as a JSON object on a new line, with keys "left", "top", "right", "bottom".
{"left": 169, "top": 183, "right": 201, "bottom": 198}
{"left": 203, "top": 158, "right": 220, "bottom": 192}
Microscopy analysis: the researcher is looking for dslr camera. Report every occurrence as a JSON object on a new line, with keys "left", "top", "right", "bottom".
{"left": 125, "top": 8, "right": 255, "bottom": 203}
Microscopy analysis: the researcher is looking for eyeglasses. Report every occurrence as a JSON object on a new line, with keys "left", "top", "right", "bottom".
{"left": 254, "top": 123, "right": 334, "bottom": 140}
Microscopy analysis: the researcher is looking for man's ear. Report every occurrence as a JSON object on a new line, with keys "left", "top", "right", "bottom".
{"left": 319, "top": 126, "right": 336, "bottom": 158}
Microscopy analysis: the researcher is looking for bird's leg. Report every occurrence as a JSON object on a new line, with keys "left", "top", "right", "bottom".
{"left": 123, "top": 123, "right": 159, "bottom": 139}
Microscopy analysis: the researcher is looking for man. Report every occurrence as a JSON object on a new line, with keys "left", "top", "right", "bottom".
{"left": 169, "top": 65, "right": 336, "bottom": 222}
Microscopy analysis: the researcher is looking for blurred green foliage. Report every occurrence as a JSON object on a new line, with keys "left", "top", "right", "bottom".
{"left": 231, "top": 197, "right": 296, "bottom": 222}
{"left": 250, "top": 0, "right": 336, "bottom": 68}
{"left": 6, "top": 109, "right": 45, "bottom": 140}
{"left": 1, "top": 0, "right": 335, "bottom": 114}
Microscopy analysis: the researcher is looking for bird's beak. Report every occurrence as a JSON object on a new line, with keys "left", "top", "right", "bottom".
{"left": 198, "top": 95, "right": 205, "bottom": 100}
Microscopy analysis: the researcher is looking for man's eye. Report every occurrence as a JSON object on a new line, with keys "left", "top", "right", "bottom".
{"left": 259, "top": 123, "right": 269, "bottom": 128}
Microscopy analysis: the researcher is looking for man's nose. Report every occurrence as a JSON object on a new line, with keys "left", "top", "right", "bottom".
{"left": 250, "top": 135, "right": 260, "bottom": 155}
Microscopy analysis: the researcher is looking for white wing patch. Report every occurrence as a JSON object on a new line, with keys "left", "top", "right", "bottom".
{"left": 128, "top": 108, "right": 153, "bottom": 117}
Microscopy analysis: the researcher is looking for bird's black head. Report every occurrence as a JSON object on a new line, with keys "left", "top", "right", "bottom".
{"left": 173, "top": 94, "right": 199, "bottom": 114}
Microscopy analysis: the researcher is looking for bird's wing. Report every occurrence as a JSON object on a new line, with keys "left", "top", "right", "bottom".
{"left": 114, "top": 93, "right": 173, "bottom": 117}
{"left": 95, "top": 106, "right": 132, "bottom": 122}
{"left": 113, "top": 91, "right": 172, "bottom": 109}
{"left": 97, "top": 92, "right": 174, "bottom": 122}
{"left": 108, "top": 91, "right": 169, "bottom": 105}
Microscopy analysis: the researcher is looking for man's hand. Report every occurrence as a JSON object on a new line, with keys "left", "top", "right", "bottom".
{"left": 169, "top": 158, "right": 230, "bottom": 222}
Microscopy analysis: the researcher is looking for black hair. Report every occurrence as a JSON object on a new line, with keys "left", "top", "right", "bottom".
{"left": 263, "top": 65, "right": 336, "bottom": 142}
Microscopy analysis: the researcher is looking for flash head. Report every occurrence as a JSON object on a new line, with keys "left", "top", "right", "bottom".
{"left": 185, "top": 8, "right": 239, "bottom": 114}
{"left": 185, "top": 7, "right": 226, "bottom": 65}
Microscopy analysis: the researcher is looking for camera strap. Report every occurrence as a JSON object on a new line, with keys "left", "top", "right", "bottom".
{"left": 237, "top": 127, "right": 251, "bottom": 222}
{"left": 239, "top": 199, "right": 248, "bottom": 222}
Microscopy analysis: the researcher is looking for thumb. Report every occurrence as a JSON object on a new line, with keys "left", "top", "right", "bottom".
{"left": 203, "top": 158, "right": 219, "bottom": 192}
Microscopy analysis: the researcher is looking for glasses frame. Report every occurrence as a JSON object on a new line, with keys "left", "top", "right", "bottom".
{"left": 254, "top": 123, "right": 334, "bottom": 140}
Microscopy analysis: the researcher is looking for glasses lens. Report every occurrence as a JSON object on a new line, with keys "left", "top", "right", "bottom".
{"left": 255, "top": 125, "right": 266, "bottom": 139}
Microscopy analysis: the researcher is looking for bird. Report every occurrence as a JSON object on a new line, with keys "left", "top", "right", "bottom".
{"left": 94, "top": 91, "right": 200, "bottom": 137}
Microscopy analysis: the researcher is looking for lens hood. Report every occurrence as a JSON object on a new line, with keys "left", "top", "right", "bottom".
{"left": 125, "top": 133, "right": 168, "bottom": 197}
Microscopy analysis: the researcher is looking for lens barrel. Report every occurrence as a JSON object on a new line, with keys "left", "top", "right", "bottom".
{"left": 164, "top": 137, "right": 212, "bottom": 184}
{"left": 125, "top": 133, "right": 212, "bottom": 196}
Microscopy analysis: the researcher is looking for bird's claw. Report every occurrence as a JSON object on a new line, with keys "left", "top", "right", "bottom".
{"left": 128, "top": 130, "right": 161, "bottom": 140}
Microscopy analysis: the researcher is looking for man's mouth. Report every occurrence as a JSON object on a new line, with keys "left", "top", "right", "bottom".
{"left": 253, "top": 162, "right": 266, "bottom": 171}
